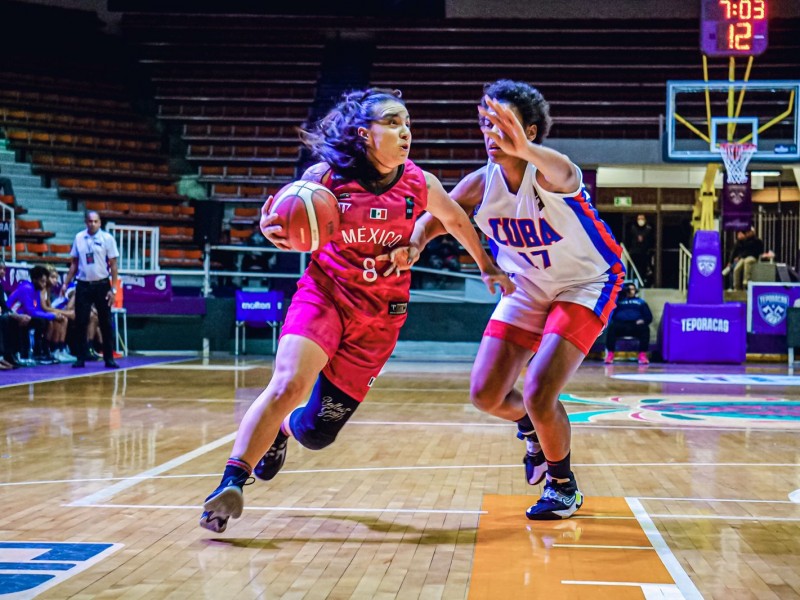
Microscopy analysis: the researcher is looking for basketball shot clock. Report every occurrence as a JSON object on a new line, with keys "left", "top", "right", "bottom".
{"left": 700, "top": 0, "right": 768, "bottom": 57}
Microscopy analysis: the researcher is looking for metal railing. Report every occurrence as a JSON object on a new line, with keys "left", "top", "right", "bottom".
{"left": 678, "top": 243, "right": 692, "bottom": 295}
{"left": 0, "top": 201, "right": 16, "bottom": 262}
{"left": 756, "top": 208, "right": 799, "bottom": 265}
{"left": 107, "top": 223, "right": 159, "bottom": 273}
{"left": 618, "top": 243, "right": 644, "bottom": 288}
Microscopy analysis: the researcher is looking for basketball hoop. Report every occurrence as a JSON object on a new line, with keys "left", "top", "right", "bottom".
{"left": 719, "top": 142, "right": 757, "bottom": 184}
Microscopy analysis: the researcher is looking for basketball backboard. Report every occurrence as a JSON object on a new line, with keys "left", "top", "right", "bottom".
{"left": 665, "top": 80, "right": 800, "bottom": 163}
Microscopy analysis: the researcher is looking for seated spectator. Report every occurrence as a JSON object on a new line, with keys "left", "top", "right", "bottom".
{"left": 41, "top": 265, "right": 77, "bottom": 363}
{"left": 417, "top": 235, "right": 462, "bottom": 289}
{"left": 0, "top": 259, "right": 31, "bottom": 368}
{"left": 604, "top": 281, "right": 653, "bottom": 365}
{"left": 425, "top": 235, "right": 462, "bottom": 272}
{"left": 8, "top": 265, "right": 66, "bottom": 364}
{"left": 721, "top": 227, "right": 765, "bottom": 291}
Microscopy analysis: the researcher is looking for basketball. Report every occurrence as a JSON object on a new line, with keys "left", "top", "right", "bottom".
{"left": 267, "top": 180, "right": 340, "bottom": 252}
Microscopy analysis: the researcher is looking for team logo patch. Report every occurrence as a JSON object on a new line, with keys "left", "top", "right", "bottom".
{"left": 696, "top": 254, "right": 717, "bottom": 277}
{"left": 0, "top": 541, "right": 122, "bottom": 598}
{"left": 369, "top": 208, "right": 387, "bottom": 220}
{"left": 758, "top": 293, "right": 789, "bottom": 327}
{"left": 338, "top": 202, "right": 352, "bottom": 214}
{"left": 405, "top": 197, "right": 414, "bottom": 219}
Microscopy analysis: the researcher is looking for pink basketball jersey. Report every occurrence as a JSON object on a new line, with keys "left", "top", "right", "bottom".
{"left": 304, "top": 160, "right": 428, "bottom": 315}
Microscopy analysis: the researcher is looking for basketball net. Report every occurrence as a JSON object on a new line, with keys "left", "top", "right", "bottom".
{"left": 719, "top": 142, "right": 757, "bottom": 184}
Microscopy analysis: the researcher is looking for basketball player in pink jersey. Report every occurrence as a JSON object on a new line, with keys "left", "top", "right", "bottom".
{"left": 410, "top": 80, "right": 624, "bottom": 520}
{"left": 200, "top": 88, "right": 514, "bottom": 533}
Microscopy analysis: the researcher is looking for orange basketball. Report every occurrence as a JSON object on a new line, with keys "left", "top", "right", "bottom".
{"left": 267, "top": 180, "right": 340, "bottom": 252}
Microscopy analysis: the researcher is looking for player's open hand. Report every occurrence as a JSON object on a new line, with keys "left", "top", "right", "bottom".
{"left": 480, "top": 263, "right": 515, "bottom": 296}
{"left": 260, "top": 198, "right": 292, "bottom": 250}
{"left": 478, "top": 97, "right": 530, "bottom": 159}
{"left": 377, "top": 245, "right": 421, "bottom": 277}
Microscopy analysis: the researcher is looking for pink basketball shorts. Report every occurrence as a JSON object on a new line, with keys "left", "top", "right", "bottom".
{"left": 280, "top": 279, "right": 407, "bottom": 401}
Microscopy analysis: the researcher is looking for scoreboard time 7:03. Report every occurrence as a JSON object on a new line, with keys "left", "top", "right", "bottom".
{"left": 700, "top": 0, "right": 768, "bottom": 57}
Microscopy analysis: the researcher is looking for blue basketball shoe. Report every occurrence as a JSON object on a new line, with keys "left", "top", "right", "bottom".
{"left": 253, "top": 430, "right": 289, "bottom": 481}
{"left": 526, "top": 472, "right": 583, "bottom": 520}
{"left": 518, "top": 431, "right": 546, "bottom": 486}
{"left": 199, "top": 472, "right": 253, "bottom": 533}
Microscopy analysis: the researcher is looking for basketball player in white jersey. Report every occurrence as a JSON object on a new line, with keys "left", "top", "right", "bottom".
{"left": 407, "top": 80, "right": 624, "bottom": 519}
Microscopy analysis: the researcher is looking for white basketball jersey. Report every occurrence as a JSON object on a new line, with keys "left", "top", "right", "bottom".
{"left": 473, "top": 161, "right": 624, "bottom": 288}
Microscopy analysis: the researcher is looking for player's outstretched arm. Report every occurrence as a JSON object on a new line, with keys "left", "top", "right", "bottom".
{"left": 422, "top": 171, "right": 514, "bottom": 296}
{"left": 479, "top": 97, "right": 579, "bottom": 194}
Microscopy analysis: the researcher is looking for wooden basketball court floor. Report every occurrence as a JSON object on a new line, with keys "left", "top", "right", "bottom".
{"left": 0, "top": 353, "right": 798, "bottom": 599}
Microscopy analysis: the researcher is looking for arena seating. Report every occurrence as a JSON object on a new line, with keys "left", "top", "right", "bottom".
{"left": 0, "top": 1, "right": 199, "bottom": 268}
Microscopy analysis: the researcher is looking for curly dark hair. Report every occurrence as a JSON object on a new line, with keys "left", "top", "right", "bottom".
{"left": 481, "top": 80, "right": 552, "bottom": 144}
{"left": 300, "top": 87, "right": 405, "bottom": 181}
{"left": 29, "top": 265, "right": 49, "bottom": 282}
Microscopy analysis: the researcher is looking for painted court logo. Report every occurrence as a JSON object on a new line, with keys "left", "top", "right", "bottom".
{"left": 758, "top": 293, "right": 789, "bottom": 326}
{"left": 0, "top": 541, "right": 121, "bottom": 598}
{"left": 696, "top": 254, "right": 717, "bottom": 277}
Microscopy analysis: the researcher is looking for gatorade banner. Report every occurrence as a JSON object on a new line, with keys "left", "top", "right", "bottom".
{"left": 121, "top": 274, "right": 172, "bottom": 302}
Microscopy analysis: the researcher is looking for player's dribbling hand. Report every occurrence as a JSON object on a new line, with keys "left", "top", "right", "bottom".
{"left": 377, "top": 245, "right": 421, "bottom": 277}
{"left": 259, "top": 199, "right": 292, "bottom": 250}
{"left": 480, "top": 264, "right": 515, "bottom": 296}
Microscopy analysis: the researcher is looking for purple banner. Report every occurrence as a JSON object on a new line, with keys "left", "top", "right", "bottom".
{"left": 121, "top": 274, "right": 172, "bottom": 303}
{"left": 687, "top": 230, "right": 723, "bottom": 305}
{"left": 235, "top": 290, "right": 284, "bottom": 323}
{"left": 662, "top": 302, "right": 746, "bottom": 363}
{"left": 748, "top": 283, "right": 800, "bottom": 334}
{"left": 722, "top": 180, "right": 753, "bottom": 231}
{"left": 1, "top": 265, "right": 31, "bottom": 296}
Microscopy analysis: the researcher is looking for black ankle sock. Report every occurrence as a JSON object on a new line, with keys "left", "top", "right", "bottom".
{"left": 546, "top": 452, "right": 571, "bottom": 480}
{"left": 222, "top": 457, "right": 252, "bottom": 485}
{"left": 515, "top": 413, "right": 535, "bottom": 436}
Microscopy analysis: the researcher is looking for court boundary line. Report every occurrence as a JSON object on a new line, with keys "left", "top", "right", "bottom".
{"left": 553, "top": 544, "right": 654, "bottom": 550}
{"left": 59, "top": 501, "right": 800, "bottom": 523}
{"left": 67, "top": 432, "right": 237, "bottom": 506}
{"left": 0, "top": 357, "right": 193, "bottom": 390}
{"left": 347, "top": 421, "right": 800, "bottom": 433}
{"left": 9, "top": 463, "right": 799, "bottom": 489}
{"left": 68, "top": 503, "right": 486, "bottom": 515}
{"left": 627, "top": 497, "right": 704, "bottom": 600}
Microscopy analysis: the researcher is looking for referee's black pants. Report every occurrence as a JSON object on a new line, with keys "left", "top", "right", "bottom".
{"left": 75, "top": 280, "right": 114, "bottom": 362}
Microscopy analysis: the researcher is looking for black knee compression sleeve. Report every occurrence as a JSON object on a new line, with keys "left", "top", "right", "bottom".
{"left": 288, "top": 372, "right": 360, "bottom": 450}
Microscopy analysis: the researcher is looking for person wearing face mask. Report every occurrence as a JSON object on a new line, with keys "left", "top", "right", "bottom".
{"left": 199, "top": 87, "right": 515, "bottom": 534}
{"left": 603, "top": 281, "right": 652, "bottom": 365}
{"left": 625, "top": 214, "right": 654, "bottom": 287}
